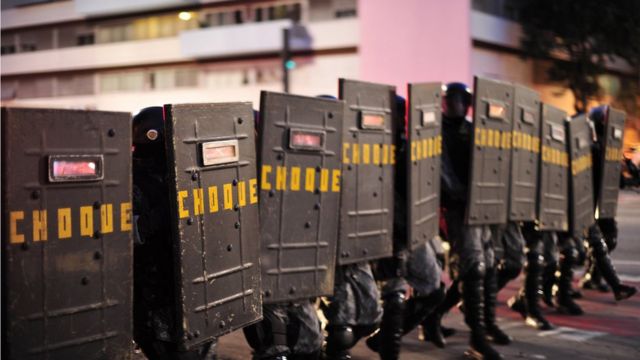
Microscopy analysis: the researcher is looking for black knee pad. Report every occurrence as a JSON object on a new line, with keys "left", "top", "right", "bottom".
{"left": 526, "top": 250, "right": 544, "bottom": 269}
{"left": 560, "top": 246, "right": 578, "bottom": 263}
{"left": 326, "top": 326, "right": 355, "bottom": 351}
{"left": 605, "top": 236, "right": 617, "bottom": 252}
{"left": 463, "top": 261, "right": 486, "bottom": 281}
{"left": 591, "top": 238, "right": 609, "bottom": 258}
{"left": 243, "top": 312, "right": 287, "bottom": 353}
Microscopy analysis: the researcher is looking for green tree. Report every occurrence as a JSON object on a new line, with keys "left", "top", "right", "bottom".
{"left": 519, "top": 0, "right": 640, "bottom": 114}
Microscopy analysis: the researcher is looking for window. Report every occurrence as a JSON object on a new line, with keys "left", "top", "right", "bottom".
{"left": 255, "top": 8, "right": 263, "bottom": 22}
{"left": 77, "top": 33, "right": 95, "bottom": 46}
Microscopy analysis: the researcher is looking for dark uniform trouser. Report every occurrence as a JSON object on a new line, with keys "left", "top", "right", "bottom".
{"left": 491, "top": 222, "right": 525, "bottom": 290}
{"left": 322, "top": 262, "right": 382, "bottom": 355}
{"left": 584, "top": 218, "right": 618, "bottom": 285}
{"left": 585, "top": 221, "right": 624, "bottom": 291}
{"left": 243, "top": 301, "right": 323, "bottom": 359}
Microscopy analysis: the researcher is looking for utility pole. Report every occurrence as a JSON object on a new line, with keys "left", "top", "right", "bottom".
{"left": 282, "top": 28, "right": 291, "bottom": 93}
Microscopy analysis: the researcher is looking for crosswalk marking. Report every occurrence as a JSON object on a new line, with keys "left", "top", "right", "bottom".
{"left": 538, "top": 326, "right": 605, "bottom": 342}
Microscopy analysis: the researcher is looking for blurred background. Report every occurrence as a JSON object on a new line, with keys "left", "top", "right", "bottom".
{"left": 1, "top": 0, "right": 639, "bottom": 167}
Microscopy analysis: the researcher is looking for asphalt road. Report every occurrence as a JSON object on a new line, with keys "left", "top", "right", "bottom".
{"left": 147, "top": 190, "right": 640, "bottom": 359}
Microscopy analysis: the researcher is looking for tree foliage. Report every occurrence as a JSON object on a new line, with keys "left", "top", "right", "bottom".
{"left": 519, "top": 0, "right": 640, "bottom": 114}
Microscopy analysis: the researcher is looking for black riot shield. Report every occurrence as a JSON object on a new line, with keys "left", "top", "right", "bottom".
{"left": 164, "top": 103, "right": 261, "bottom": 348}
{"left": 466, "top": 77, "right": 514, "bottom": 225}
{"left": 2, "top": 108, "right": 132, "bottom": 360}
{"left": 537, "top": 104, "right": 569, "bottom": 231}
{"left": 338, "top": 79, "right": 396, "bottom": 264}
{"left": 596, "top": 108, "right": 626, "bottom": 219}
{"left": 508, "top": 84, "right": 541, "bottom": 221}
{"left": 566, "top": 114, "right": 595, "bottom": 238}
{"left": 406, "top": 82, "right": 442, "bottom": 250}
{"left": 258, "top": 92, "right": 343, "bottom": 303}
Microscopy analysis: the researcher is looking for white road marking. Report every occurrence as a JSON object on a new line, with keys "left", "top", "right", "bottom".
{"left": 538, "top": 326, "right": 605, "bottom": 342}
{"left": 613, "top": 260, "right": 640, "bottom": 266}
{"left": 618, "top": 274, "right": 640, "bottom": 282}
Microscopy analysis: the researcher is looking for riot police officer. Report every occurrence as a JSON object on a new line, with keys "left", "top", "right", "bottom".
{"left": 581, "top": 106, "right": 637, "bottom": 301}
{"left": 132, "top": 107, "right": 217, "bottom": 360}
{"left": 425, "top": 83, "right": 507, "bottom": 359}
{"left": 365, "top": 96, "right": 446, "bottom": 360}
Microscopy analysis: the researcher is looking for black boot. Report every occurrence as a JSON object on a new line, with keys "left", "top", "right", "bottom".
{"left": 541, "top": 261, "right": 556, "bottom": 308}
{"left": 421, "top": 281, "right": 460, "bottom": 348}
{"left": 556, "top": 249, "right": 583, "bottom": 315}
{"left": 365, "top": 291, "right": 405, "bottom": 360}
{"left": 522, "top": 251, "right": 553, "bottom": 330}
{"left": 462, "top": 271, "right": 503, "bottom": 360}
{"left": 402, "top": 285, "right": 445, "bottom": 336}
{"left": 581, "top": 255, "right": 609, "bottom": 292}
{"left": 325, "top": 326, "right": 354, "bottom": 360}
{"left": 484, "top": 267, "right": 512, "bottom": 345}
{"left": 589, "top": 238, "right": 639, "bottom": 302}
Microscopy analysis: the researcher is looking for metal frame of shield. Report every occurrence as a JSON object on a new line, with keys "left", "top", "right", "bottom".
{"left": 338, "top": 78, "right": 396, "bottom": 265}
{"left": 566, "top": 114, "right": 595, "bottom": 238}
{"left": 164, "top": 103, "right": 262, "bottom": 348}
{"left": 258, "top": 92, "right": 343, "bottom": 303}
{"left": 466, "top": 77, "right": 514, "bottom": 225}
{"left": 2, "top": 107, "right": 133, "bottom": 359}
{"left": 508, "top": 84, "right": 541, "bottom": 221}
{"left": 537, "top": 104, "right": 569, "bottom": 231}
{"left": 596, "top": 107, "right": 626, "bottom": 219}
{"left": 406, "top": 82, "right": 442, "bottom": 250}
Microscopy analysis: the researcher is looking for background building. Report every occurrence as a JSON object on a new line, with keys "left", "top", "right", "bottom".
{"left": 2, "top": 0, "right": 638, "bottom": 154}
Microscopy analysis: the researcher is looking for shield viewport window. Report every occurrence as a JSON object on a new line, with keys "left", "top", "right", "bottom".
{"left": 359, "top": 112, "right": 385, "bottom": 130}
{"left": 550, "top": 125, "right": 565, "bottom": 143}
{"left": 201, "top": 140, "right": 239, "bottom": 166}
{"left": 49, "top": 155, "right": 104, "bottom": 182}
{"left": 289, "top": 129, "right": 325, "bottom": 151}
{"left": 421, "top": 110, "right": 437, "bottom": 127}
{"left": 486, "top": 103, "right": 506, "bottom": 121}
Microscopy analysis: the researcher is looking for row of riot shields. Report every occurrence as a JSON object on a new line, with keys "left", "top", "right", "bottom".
{"left": 466, "top": 76, "right": 626, "bottom": 239}
{"left": 2, "top": 76, "right": 626, "bottom": 359}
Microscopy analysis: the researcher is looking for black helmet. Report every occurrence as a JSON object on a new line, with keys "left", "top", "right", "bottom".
{"left": 132, "top": 106, "right": 164, "bottom": 159}
{"left": 588, "top": 105, "right": 608, "bottom": 140}
{"left": 442, "top": 82, "right": 472, "bottom": 119}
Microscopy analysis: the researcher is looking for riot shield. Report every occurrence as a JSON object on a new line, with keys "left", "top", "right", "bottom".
{"left": 164, "top": 103, "right": 262, "bottom": 348}
{"left": 2, "top": 108, "right": 132, "bottom": 360}
{"left": 466, "top": 77, "right": 514, "bottom": 225}
{"left": 338, "top": 79, "right": 396, "bottom": 264}
{"left": 406, "top": 82, "right": 442, "bottom": 250}
{"left": 596, "top": 107, "right": 626, "bottom": 219}
{"left": 537, "top": 104, "right": 569, "bottom": 231}
{"left": 258, "top": 92, "right": 343, "bottom": 303}
{"left": 566, "top": 114, "right": 595, "bottom": 238}
{"left": 508, "top": 84, "right": 541, "bottom": 221}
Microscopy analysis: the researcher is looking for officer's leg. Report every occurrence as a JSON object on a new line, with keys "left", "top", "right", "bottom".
{"left": 556, "top": 235, "right": 584, "bottom": 315}
{"left": 587, "top": 224, "right": 637, "bottom": 301}
{"left": 287, "top": 300, "right": 323, "bottom": 360}
{"left": 365, "top": 278, "right": 406, "bottom": 360}
{"left": 483, "top": 226, "right": 512, "bottom": 345}
{"left": 541, "top": 231, "right": 559, "bottom": 307}
{"left": 508, "top": 224, "right": 553, "bottom": 330}
{"left": 459, "top": 225, "right": 503, "bottom": 360}
{"left": 496, "top": 222, "right": 525, "bottom": 291}
{"left": 243, "top": 304, "right": 289, "bottom": 360}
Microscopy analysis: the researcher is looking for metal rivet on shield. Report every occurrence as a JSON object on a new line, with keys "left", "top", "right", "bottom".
{"left": 264, "top": 290, "right": 272, "bottom": 297}
{"left": 352, "top": 133, "right": 357, "bottom": 138}
{"left": 289, "top": 287, "right": 296, "bottom": 294}
{"left": 497, "top": 156, "right": 502, "bottom": 161}
{"left": 219, "top": 321, "right": 226, "bottom": 329}
{"left": 237, "top": 117, "right": 244, "bottom": 124}
{"left": 305, "top": 221, "right": 311, "bottom": 228}
{"left": 316, "top": 166, "right": 321, "bottom": 172}
{"left": 108, "top": 128, "right": 116, "bottom": 137}
{"left": 93, "top": 231, "right": 102, "bottom": 239}
{"left": 145, "top": 129, "right": 158, "bottom": 141}
{"left": 232, "top": 179, "right": 238, "bottom": 186}
{"left": 347, "top": 165, "right": 352, "bottom": 171}
{"left": 81, "top": 277, "right": 90, "bottom": 285}
{"left": 328, "top": 112, "right": 334, "bottom": 119}
{"left": 379, "top": 176, "right": 383, "bottom": 181}
{"left": 269, "top": 189, "right": 276, "bottom": 197}
{"left": 191, "top": 172, "right": 199, "bottom": 181}
{"left": 362, "top": 248, "right": 368, "bottom": 255}
{"left": 427, "top": 181, "right": 431, "bottom": 185}
{"left": 187, "top": 217, "right": 194, "bottom": 225}
{"left": 93, "top": 201, "right": 101, "bottom": 209}
{"left": 314, "top": 203, "right": 321, "bottom": 210}
{"left": 341, "top": 251, "right": 350, "bottom": 257}
{"left": 315, "top": 188, "right": 320, "bottom": 194}
{"left": 373, "top": 192, "right": 378, "bottom": 197}
{"left": 227, "top": 244, "right": 233, "bottom": 252}
{"left": 493, "top": 169, "right": 498, "bottom": 174}
{"left": 234, "top": 204, "right": 240, "bottom": 211}
{"left": 194, "top": 330, "right": 200, "bottom": 338}
{"left": 186, "top": 333, "right": 193, "bottom": 340}
{"left": 234, "top": 222, "right": 241, "bottom": 229}
{"left": 21, "top": 242, "right": 30, "bottom": 251}
{"left": 31, "top": 190, "right": 40, "bottom": 200}
{"left": 277, "top": 154, "right": 283, "bottom": 160}
{"left": 94, "top": 251, "right": 102, "bottom": 260}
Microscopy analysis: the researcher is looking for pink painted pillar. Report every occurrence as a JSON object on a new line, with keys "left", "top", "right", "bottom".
{"left": 358, "top": 0, "right": 472, "bottom": 96}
